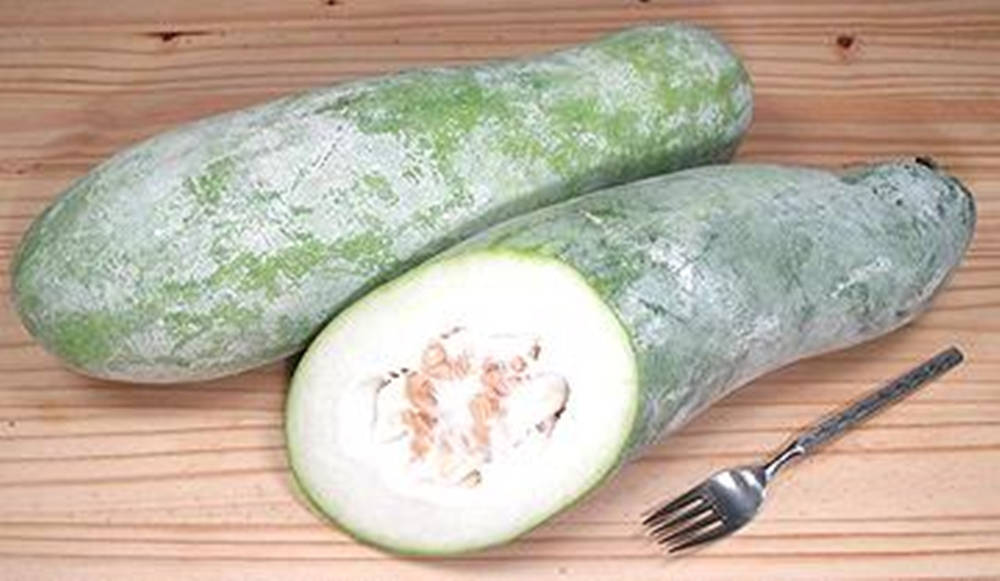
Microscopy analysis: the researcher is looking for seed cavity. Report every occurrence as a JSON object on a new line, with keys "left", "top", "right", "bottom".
{"left": 366, "top": 328, "right": 569, "bottom": 487}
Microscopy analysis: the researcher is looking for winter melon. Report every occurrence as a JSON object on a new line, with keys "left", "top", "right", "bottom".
{"left": 12, "top": 23, "right": 751, "bottom": 382}
{"left": 285, "top": 159, "right": 975, "bottom": 554}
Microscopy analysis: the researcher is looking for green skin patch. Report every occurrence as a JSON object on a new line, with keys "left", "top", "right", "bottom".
{"left": 12, "top": 23, "right": 751, "bottom": 382}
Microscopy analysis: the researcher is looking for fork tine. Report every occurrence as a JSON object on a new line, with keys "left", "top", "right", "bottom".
{"left": 657, "top": 511, "right": 721, "bottom": 546}
{"left": 667, "top": 521, "right": 729, "bottom": 553}
{"left": 641, "top": 487, "right": 702, "bottom": 526}
{"left": 648, "top": 499, "right": 710, "bottom": 537}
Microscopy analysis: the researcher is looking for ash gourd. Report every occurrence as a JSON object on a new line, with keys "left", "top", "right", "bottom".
{"left": 12, "top": 23, "right": 752, "bottom": 382}
{"left": 286, "top": 159, "right": 975, "bottom": 555}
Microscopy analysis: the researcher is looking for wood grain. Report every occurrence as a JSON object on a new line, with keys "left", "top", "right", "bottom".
{"left": 1, "top": 1, "right": 999, "bottom": 579}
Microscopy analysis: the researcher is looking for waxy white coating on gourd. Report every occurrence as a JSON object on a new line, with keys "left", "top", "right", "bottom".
{"left": 11, "top": 23, "right": 751, "bottom": 382}
{"left": 453, "top": 159, "right": 975, "bottom": 451}
{"left": 286, "top": 160, "right": 973, "bottom": 555}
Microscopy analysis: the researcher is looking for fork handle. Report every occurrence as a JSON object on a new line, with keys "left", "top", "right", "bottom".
{"left": 765, "top": 346, "right": 964, "bottom": 478}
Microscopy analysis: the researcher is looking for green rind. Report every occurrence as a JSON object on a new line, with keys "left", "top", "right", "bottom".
{"left": 446, "top": 159, "right": 975, "bottom": 457}
{"left": 12, "top": 23, "right": 752, "bottom": 382}
{"left": 285, "top": 249, "right": 640, "bottom": 555}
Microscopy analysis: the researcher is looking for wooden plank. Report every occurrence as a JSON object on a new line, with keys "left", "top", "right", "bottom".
{"left": 1, "top": 1, "right": 999, "bottom": 578}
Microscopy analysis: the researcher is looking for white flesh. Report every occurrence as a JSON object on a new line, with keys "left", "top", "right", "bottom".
{"left": 286, "top": 251, "right": 637, "bottom": 553}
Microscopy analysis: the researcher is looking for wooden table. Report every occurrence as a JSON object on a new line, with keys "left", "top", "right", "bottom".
{"left": 1, "top": 1, "right": 998, "bottom": 579}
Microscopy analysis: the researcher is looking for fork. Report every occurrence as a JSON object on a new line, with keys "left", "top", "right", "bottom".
{"left": 642, "top": 346, "right": 964, "bottom": 553}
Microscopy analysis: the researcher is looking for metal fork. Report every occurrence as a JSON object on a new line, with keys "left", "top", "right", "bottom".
{"left": 642, "top": 346, "right": 964, "bottom": 553}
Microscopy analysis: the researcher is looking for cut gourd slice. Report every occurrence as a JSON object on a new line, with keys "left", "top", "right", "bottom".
{"left": 286, "top": 251, "right": 637, "bottom": 554}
